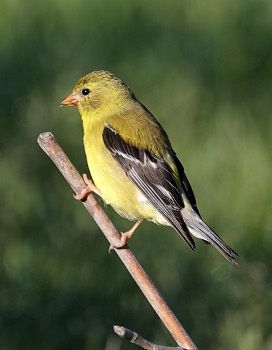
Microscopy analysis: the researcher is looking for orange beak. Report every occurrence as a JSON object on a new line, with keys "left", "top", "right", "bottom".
{"left": 60, "top": 92, "right": 79, "bottom": 107}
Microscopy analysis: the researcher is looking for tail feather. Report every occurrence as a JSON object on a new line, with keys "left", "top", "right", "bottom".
{"left": 168, "top": 216, "right": 196, "bottom": 251}
{"left": 181, "top": 208, "right": 239, "bottom": 266}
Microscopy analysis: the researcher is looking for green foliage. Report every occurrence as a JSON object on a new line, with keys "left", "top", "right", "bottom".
{"left": 1, "top": 0, "right": 272, "bottom": 349}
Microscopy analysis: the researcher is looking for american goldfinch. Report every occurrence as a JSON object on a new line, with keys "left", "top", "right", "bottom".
{"left": 61, "top": 70, "right": 239, "bottom": 265}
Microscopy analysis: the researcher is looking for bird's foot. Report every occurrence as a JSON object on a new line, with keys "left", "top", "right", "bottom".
{"left": 73, "top": 174, "right": 102, "bottom": 200}
{"left": 109, "top": 219, "right": 143, "bottom": 252}
{"left": 109, "top": 232, "right": 130, "bottom": 252}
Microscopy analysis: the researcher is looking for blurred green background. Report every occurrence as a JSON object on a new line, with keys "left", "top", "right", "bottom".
{"left": 1, "top": 0, "right": 272, "bottom": 349}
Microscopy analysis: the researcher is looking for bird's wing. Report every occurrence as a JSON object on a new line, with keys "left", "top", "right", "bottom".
{"left": 173, "top": 154, "right": 201, "bottom": 217}
{"left": 102, "top": 124, "right": 195, "bottom": 250}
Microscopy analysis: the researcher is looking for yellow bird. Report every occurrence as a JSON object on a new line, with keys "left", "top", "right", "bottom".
{"left": 61, "top": 70, "right": 239, "bottom": 265}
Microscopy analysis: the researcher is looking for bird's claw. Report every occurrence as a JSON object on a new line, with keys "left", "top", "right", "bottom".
{"left": 108, "top": 219, "right": 143, "bottom": 253}
{"left": 108, "top": 233, "right": 128, "bottom": 253}
{"left": 73, "top": 174, "right": 102, "bottom": 201}
{"left": 73, "top": 187, "right": 92, "bottom": 201}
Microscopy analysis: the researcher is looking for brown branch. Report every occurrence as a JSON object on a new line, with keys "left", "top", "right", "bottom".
{"left": 113, "top": 325, "right": 187, "bottom": 350}
{"left": 37, "top": 132, "right": 198, "bottom": 350}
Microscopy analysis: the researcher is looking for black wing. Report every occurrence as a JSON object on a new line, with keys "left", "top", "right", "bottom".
{"left": 173, "top": 154, "right": 201, "bottom": 217}
{"left": 102, "top": 124, "right": 195, "bottom": 250}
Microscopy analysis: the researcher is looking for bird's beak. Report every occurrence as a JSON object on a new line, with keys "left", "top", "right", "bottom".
{"left": 60, "top": 92, "right": 79, "bottom": 107}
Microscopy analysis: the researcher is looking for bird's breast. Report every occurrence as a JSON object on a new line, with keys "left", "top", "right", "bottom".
{"left": 83, "top": 127, "right": 169, "bottom": 225}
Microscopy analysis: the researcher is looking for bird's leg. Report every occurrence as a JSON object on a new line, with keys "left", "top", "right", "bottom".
{"left": 109, "top": 219, "right": 143, "bottom": 251}
{"left": 73, "top": 173, "right": 102, "bottom": 200}
{"left": 120, "top": 219, "right": 143, "bottom": 245}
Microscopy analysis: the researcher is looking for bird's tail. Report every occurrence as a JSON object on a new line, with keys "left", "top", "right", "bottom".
{"left": 181, "top": 208, "right": 239, "bottom": 266}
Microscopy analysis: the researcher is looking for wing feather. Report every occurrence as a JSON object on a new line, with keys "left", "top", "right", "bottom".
{"left": 173, "top": 154, "right": 201, "bottom": 217}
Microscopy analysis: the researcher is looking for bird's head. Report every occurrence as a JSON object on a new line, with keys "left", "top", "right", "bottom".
{"left": 60, "top": 70, "right": 134, "bottom": 114}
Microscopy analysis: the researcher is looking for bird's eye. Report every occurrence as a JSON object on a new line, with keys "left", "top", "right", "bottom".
{"left": 82, "top": 88, "right": 91, "bottom": 96}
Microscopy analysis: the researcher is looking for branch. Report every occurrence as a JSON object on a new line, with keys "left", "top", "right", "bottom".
{"left": 37, "top": 132, "right": 198, "bottom": 350}
{"left": 113, "top": 326, "right": 187, "bottom": 350}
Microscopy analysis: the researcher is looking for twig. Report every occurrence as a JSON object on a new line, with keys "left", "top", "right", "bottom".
{"left": 37, "top": 132, "right": 198, "bottom": 350}
{"left": 113, "top": 325, "right": 187, "bottom": 350}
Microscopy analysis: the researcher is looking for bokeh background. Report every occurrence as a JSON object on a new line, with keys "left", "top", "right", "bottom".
{"left": 1, "top": 0, "right": 272, "bottom": 349}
